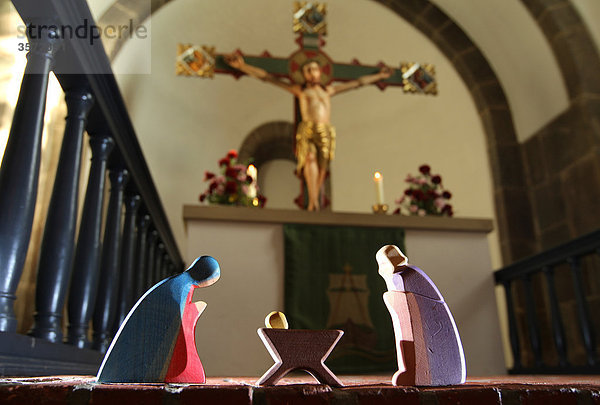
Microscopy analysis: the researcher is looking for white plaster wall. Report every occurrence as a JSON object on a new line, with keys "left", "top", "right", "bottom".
{"left": 112, "top": 0, "right": 500, "bottom": 266}
{"left": 431, "top": 0, "right": 569, "bottom": 143}
{"left": 186, "top": 219, "right": 505, "bottom": 377}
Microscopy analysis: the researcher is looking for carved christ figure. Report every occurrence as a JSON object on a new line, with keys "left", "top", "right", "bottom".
{"left": 225, "top": 53, "right": 392, "bottom": 211}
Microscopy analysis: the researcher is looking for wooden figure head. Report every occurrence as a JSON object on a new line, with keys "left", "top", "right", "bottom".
{"left": 376, "top": 245, "right": 408, "bottom": 291}
{"left": 186, "top": 255, "right": 220, "bottom": 287}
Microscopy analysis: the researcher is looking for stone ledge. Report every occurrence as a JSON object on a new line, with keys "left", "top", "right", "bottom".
{"left": 1, "top": 375, "right": 599, "bottom": 405}
{"left": 183, "top": 205, "right": 494, "bottom": 233}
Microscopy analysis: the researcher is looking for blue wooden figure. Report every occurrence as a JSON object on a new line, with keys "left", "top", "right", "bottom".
{"left": 96, "top": 255, "right": 220, "bottom": 383}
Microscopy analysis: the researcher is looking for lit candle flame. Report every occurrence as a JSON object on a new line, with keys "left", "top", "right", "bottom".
{"left": 247, "top": 164, "right": 257, "bottom": 179}
{"left": 247, "top": 164, "right": 257, "bottom": 199}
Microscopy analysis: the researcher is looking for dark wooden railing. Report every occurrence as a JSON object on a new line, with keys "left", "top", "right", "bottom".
{"left": 0, "top": 0, "right": 184, "bottom": 376}
{"left": 494, "top": 229, "right": 600, "bottom": 374}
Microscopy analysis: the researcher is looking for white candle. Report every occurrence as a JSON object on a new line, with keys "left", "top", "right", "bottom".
{"left": 373, "top": 171, "right": 384, "bottom": 205}
{"left": 247, "top": 164, "right": 257, "bottom": 198}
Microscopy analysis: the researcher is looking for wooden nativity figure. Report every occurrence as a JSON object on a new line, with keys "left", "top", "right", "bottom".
{"left": 376, "top": 245, "right": 466, "bottom": 386}
{"left": 96, "top": 255, "right": 220, "bottom": 383}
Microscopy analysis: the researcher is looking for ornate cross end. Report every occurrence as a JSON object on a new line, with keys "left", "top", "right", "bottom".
{"left": 401, "top": 62, "right": 437, "bottom": 95}
{"left": 175, "top": 44, "right": 216, "bottom": 77}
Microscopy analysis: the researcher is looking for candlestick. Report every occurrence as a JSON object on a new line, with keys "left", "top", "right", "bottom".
{"left": 247, "top": 164, "right": 257, "bottom": 198}
{"left": 373, "top": 171, "right": 384, "bottom": 205}
{"left": 372, "top": 204, "right": 389, "bottom": 214}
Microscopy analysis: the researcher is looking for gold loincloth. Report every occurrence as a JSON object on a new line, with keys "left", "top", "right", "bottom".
{"left": 295, "top": 121, "right": 336, "bottom": 173}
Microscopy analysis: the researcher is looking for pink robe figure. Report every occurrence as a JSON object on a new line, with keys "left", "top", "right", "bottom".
{"left": 165, "top": 286, "right": 206, "bottom": 383}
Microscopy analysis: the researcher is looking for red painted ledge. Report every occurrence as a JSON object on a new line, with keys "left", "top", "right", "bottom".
{"left": 1, "top": 375, "right": 600, "bottom": 405}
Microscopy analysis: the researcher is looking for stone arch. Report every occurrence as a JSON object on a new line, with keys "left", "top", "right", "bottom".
{"left": 372, "top": 0, "right": 536, "bottom": 262}
{"left": 98, "top": 0, "right": 600, "bottom": 262}
{"left": 516, "top": 0, "right": 600, "bottom": 250}
{"left": 97, "top": 0, "right": 172, "bottom": 60}
{"left": 238, "top": 121, "right": 295, "bottom": 167}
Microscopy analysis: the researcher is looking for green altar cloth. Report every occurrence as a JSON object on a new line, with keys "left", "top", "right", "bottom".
{"left": 283, "top": 224, "right": 405, "bottom": 374}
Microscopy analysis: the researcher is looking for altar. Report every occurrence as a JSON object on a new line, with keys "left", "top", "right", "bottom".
{"left": 183, "top": 205, "right": 506, "bottom": 377}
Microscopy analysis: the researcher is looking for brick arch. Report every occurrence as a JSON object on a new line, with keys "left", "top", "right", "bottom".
{"left": 516, "top": 0, "right": 600, "bottom": 250}
{"left": 371, "top": 1, "right": 536, "bottom": 262}
{"left": 97, "top": 0, "right": 173, "bottom": 60}
{"left": 99, "top": 0, "right": 600, "bottom": 263}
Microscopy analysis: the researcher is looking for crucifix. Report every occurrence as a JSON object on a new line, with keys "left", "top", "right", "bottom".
{"left": 176, "top": 2, "right": 437, "bottom": 211}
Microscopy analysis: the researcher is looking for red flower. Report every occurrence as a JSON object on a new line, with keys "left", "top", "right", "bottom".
{"left": 219, "top": 157, "right": 231, "bottom": 167}
{"left": 431, "top": 175, "right": 442, "bottom": 184}
{"left": 419, "top": 164, "right": 431, "bottom": 175}
{"left": 209, "top": 181, "right": 218, "bottom": 192}
{"left": 393, "top": 208, "right": 400, "bottom": 214}
{"left": 404, "top": 189, "right": 413, "bottom": 196}
{"left": 426, "top": 190, "right": 437, "bottom": 200}
{"left": 412, "top": 189, "right": 425, "bottom": 200}
{"left": 443, "top": 191, "right": 452, "bottom": 199}
{"left": 227, "top": 149, "right": 238, "bottom": 159}
{"left": 204, "top": 171, "right": 215, "bottom": 181}
{"left": 225, "top": 167, "right": 240, "bottom": 178}
{"left": 441, "top": 204, "right": 454, "bottom": 216}
{"left": 225, "top": 180, "right": 237, "bottom": 194}
{"left": 199, "top": 193, "right": 206, "bottom": 202}
{"left": 258, "top": 195, "right": 267, "bottom": 207}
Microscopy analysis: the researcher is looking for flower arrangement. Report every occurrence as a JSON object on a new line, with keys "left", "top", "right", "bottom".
{"left": 199, "top": 149, "right": 266, "bottom": 207}
{"left": 394, "top": 164, "right": 453, "bottom": 217}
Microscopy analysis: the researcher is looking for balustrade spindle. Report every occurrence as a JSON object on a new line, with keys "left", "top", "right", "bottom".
{"left": 0, "top": 24, "right": 62, "bottom": 332}
{"left": 155, "top": 243, "right": 165, "bottom": 284}
{"left": 523, "top": 274, "right": 543, "bottom": 368}
{"left": 161, "top": 254, "right": 169, "bottom": 279}
{"left": 112, "top": 194, "right": 141, "bottom": 335}
{"left": 66, "top": 135, "right": 114, "bottom": 348}
{"left": 134, "top": 215, "right": 150, "bottom": 300}
{"left": 92, "top": 169, "right": 129, "bottom": 353}
{"left": 29, "top": 89, "right": 94, "bottom": 342}
{"left": 542, "top": 266, "right": 568, "bottom": 367}
{"left": 567, "top": 256, "right": 597, "bottom": 365}
{"left": 503, "top": 280, "right": 522, "bottom": 371}
{"left": 146, "top": 231, "right": 158, "bottom": 289}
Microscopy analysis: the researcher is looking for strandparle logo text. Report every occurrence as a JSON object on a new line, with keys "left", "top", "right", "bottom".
{"left": 17, "top": 18, "right": 148, "bottom": 47}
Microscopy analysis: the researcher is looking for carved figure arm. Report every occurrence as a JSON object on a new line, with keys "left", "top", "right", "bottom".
{"left": 329, "top": 66, "right": 392, "bottom": 96}
{"left": 224, "top": 53, "right": 302, "bottom": 96}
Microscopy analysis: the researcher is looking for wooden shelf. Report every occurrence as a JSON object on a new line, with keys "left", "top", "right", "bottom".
{"left": 2, "top": 375, "right": 599, "bottom": 404}
{"left": 183, "top": 205, "right": 493, "bottom": 233}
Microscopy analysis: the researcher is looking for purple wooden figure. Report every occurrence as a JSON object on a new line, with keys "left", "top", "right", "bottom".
{"left": 376, "top": 245, "right": 466, "bottom": 386}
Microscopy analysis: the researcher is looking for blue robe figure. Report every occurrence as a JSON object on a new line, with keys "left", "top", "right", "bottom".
{"left": 96, "top": 255, "right": 220, "bottom": 383}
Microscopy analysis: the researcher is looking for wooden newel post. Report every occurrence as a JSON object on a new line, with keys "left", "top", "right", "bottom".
{"left": 113, "top": 194, "right": 141, "bottom": 335}
{"left": 134, "top": 215, "right": 150, "bottom": 300}
{"left": 0, "top": 24, "right": 62, "bottom": 332}
{"left": 66, "top": 135, "right": 114, "bottom": 348}
{"left": 29, "top": 89, "right": 94, "bottom": 342}
{"left": 93, "top": 169, "right": 129, "bottom": 353}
